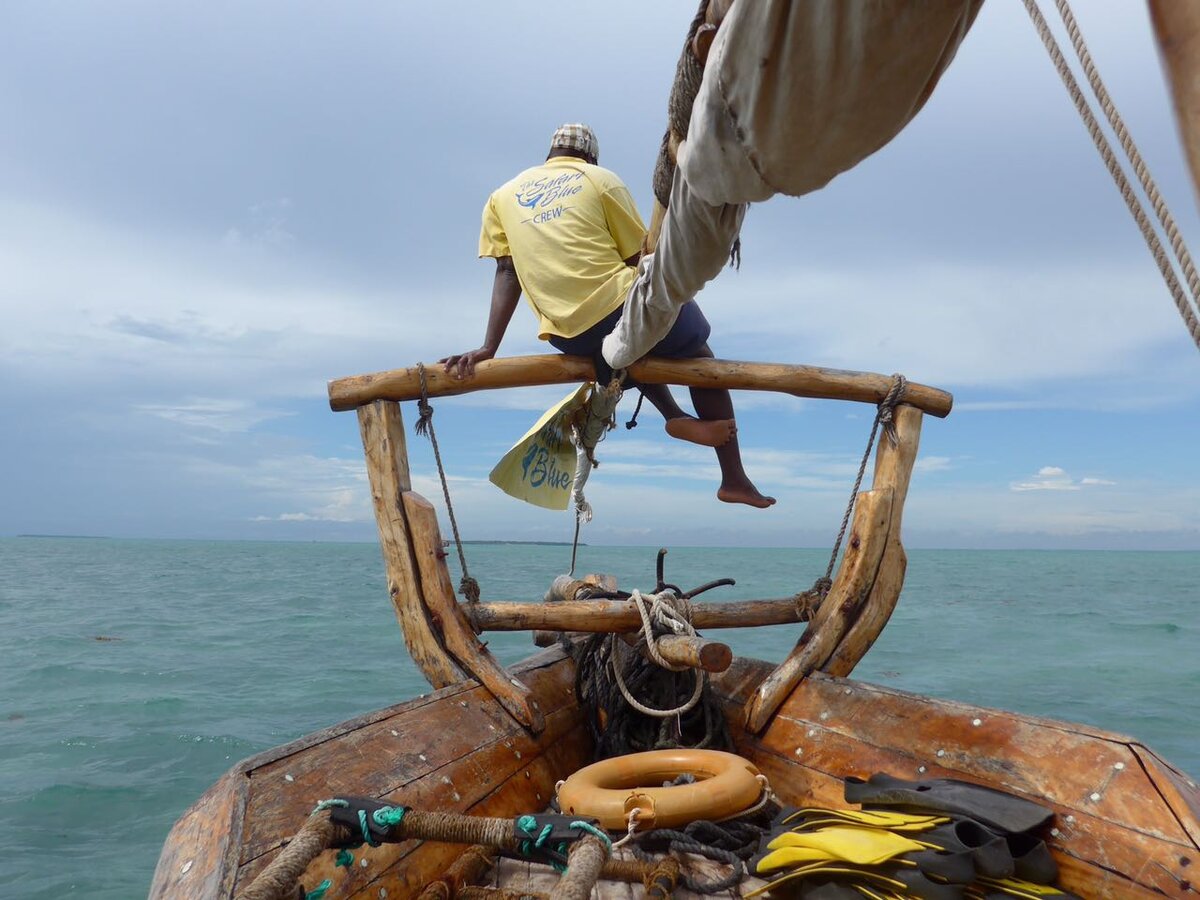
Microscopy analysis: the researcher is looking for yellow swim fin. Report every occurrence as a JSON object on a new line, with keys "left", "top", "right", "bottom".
{"left": 746, "top": 862, "right": 910, "bottom": 898}
{"left": 760, "top": 827, "right": 927, "bottom": 869}
{"left": 780, "top": 807, "right": 950, "bottom": 833}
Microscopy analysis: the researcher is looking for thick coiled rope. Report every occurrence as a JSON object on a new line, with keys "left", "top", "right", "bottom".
{"left": 569, "top": 593, "right": 733, "bottom": 757}
{"left": 610, "top": 591, "right": 706, "bottom": 719}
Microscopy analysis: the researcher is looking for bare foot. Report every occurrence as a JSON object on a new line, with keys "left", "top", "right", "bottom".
{"left": 665, "top": 416, "right": 736, "bottom": 448}
{"left": 718, "top": 484, "right": 776, "bottom": 508}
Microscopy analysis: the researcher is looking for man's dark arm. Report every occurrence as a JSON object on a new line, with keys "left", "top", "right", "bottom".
{"left": 439, "top": 257, "right": 521, "bottom": 379}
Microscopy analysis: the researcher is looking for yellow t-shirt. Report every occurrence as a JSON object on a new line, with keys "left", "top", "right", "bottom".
{"left": 479, "top": 156, "right": 647, "bottom": 339}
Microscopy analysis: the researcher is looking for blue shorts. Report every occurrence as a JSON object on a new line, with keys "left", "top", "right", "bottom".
{"left": 548, "top": 301, "right": 712, "bottom": 359}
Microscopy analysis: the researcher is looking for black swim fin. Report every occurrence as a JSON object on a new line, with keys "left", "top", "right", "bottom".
{"left": 918, "top": 819, "right": 1014, "bottom": 879}
{"left": 844, "top": 775, "right": 1054, "bottom": 835}
{"left": 1005, "top": 832, "right": 1058, "bottom": 885}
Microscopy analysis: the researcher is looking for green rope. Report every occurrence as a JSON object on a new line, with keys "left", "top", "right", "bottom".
{"left": 358, "top": 810, "right": 379, "bottom": 847}
{"left": 516, "top": 815, "right": 555, "bottom": 856}
{"left": 311, "top": 798, "right": 349, "bottom": 814}
{"left": 516, "top": 815, "right": 571, "bottom": 872}
{"left": 516, "top": 814, "right": 538, "bottom": 834}
{"left": 373, "top": 805, "right": 407, "bottom": 827}
{"left": 305, "top": 879, "right": 332, "bottom": 900}
{"left": 335, "top": 849, "right": 354, "bottom": 868}
{"left": 569, "top": 820, "right": 613, "bottom": 852}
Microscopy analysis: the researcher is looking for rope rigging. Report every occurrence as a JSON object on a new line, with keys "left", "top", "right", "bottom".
{"left": 1022, "top": 0, "right": 1200, "bottom": 351}
{"left": 808, "top": 374, "right": 908, "bottom": 603}
{"left": 415, "top": 362, "right": 481, "bottom": 604}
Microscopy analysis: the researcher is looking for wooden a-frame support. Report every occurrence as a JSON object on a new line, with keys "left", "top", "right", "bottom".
{"left": 339, "top": 358, "right": 946, "bottom": 737}
{"left": 744, "top": 403, "right": 923, "bottom": 732}
{"left": 358, "top": 400, "right": 545, "bottom": 733}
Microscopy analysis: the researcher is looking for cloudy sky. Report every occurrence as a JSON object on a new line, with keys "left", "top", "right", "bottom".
{"left": 2, "top": 1, "right": 1198, "bottom": 549}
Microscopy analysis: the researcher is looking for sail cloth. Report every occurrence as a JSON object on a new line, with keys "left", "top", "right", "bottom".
{"left": 489, "top": 384, "right": 590, "bottom": 510}
{"left": 603, "top": 0, "right": 984, "bottom": 369}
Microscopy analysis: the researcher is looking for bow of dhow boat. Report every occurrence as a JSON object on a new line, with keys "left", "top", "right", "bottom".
{"left": 152, "top": 357, "right": 1199, "bottom": 899}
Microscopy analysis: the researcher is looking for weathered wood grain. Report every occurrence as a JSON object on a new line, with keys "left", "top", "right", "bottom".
{"left": 743, "top": 489, "right": 892, "bottom": 732}
{"left": 235, "top": 723, "right": 591, "bottom": 899}
{"left": 238, "top": 658, "right": 577, "bottom": 865}
{"left": 345, "top": 733, "right": 592, "bottom": 899}
{"left": 714, "top": 662, "right": 1200, "bottom": 898}
{"left": 1131, "top": 743, "right": 1200, "bottom": 847}
{"left": 823, "top": 404, "right": 923, "bottom": 677}
{"left": 403, "top": 491, "right": 544, "bottom": 732}
{"left": 359, "top": 401, "right": 463, "bottom": 687}
{"left": 532, "top": 573, "right": 619, "bottom": 647}
{"left": 654, "top": 635, "right": 732, "bottom": 673}
{"left": 158, "top": 649, "right": 1200, "bottom": 900}
{"left": 153, "top": 652, "right": 573, "bottom": 898}
{"left": 149, "top": 771, "right": 247, "bottom": 899}
{"left": 328, "top": 356, "right": 954, "bottom": 418}
{"left": 472, "top": 596, "right": 810, "bottom": 633}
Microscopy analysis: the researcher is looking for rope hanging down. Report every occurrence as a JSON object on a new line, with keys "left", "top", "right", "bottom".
{"left": 568, "top": 376, "right": 623, "bottom": 574}
{"left": 803, "top": 375, "right": 907, "bottom": 604}
{"left": 1051, "top": 0, "right": 1200, "bottom": 307}
{"left": 415, "top": 363, "right": 481, "bottom": 604}
{"left": 1022, "top": 0, "right": 1200, "bottom": 350}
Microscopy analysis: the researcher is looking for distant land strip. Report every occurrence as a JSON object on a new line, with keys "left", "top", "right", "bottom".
{"left": 17, "top": 534, "right": 109, "bottom": 539}
{"left": 460, "top": 540, "right": 581, "bottom": 547}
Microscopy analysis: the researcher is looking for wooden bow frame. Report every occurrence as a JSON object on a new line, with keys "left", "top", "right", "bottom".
{"left": 332, "top": 356, "right": 946, "bottom": 735}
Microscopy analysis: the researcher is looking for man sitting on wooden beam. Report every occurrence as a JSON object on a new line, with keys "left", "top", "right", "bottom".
{"left": 441, "top": 123, "right": 774, "bottom": 508}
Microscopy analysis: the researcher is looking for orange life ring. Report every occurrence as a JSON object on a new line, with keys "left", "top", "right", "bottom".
{"left": 556, "top": 749, "right": 764, "bottom": 831}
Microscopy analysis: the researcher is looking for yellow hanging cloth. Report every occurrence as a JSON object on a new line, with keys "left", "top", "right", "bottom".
{"left": 489, "top": 384, "right": 590, "bottom": 510}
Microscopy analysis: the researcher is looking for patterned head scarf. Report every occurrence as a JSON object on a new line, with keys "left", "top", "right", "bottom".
{"left": 549, "top": 123, "right": 599, "bottom": 162}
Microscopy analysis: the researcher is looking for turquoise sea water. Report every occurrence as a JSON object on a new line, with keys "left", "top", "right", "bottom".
{"left": 0, "top": 537, "right": 1196, "bottom": 898}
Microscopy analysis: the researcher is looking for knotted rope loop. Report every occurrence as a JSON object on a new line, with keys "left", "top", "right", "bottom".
{"left": 877, "top": 374, "right": 907, "bottom": 447}
{"left": 415, "top": 398, "right": 433, "bottom": 437}
{"left": 611, "top": 808, "right": 645, "bottom": 850}
{"left": 414, "top": 362, "right": 480, "bottom": 604}
{"left": 795, "top": 581, "right": 828, "bottom": 614}
{"left": 569, "top": 820, "right": 613, "bottom": 855}
{"left": 630, "top": 589, "right": 695, "bottom": 672}
{"left": 609, "top": 589, "right": 706, "bottom": 718}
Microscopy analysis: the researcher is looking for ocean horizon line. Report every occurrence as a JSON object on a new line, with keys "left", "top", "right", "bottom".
{"left": 6, "top": 534, "right": 1199, "bottom": 553}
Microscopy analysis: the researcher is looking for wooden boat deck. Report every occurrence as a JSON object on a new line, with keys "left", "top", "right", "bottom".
{"left": 153, "top": 649, "right": 1200, "bottom": 899}
{"left": 490, "top": 850, "right": 769, "bottom": 900}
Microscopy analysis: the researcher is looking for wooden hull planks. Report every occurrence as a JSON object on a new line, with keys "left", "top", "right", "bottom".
{"left": 154, "top": 651, "right": 1200, "bottom": 899}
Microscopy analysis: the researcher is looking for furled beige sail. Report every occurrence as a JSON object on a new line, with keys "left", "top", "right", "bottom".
{"left": 603, "top": 0, "right": 983, "bottom": 368}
